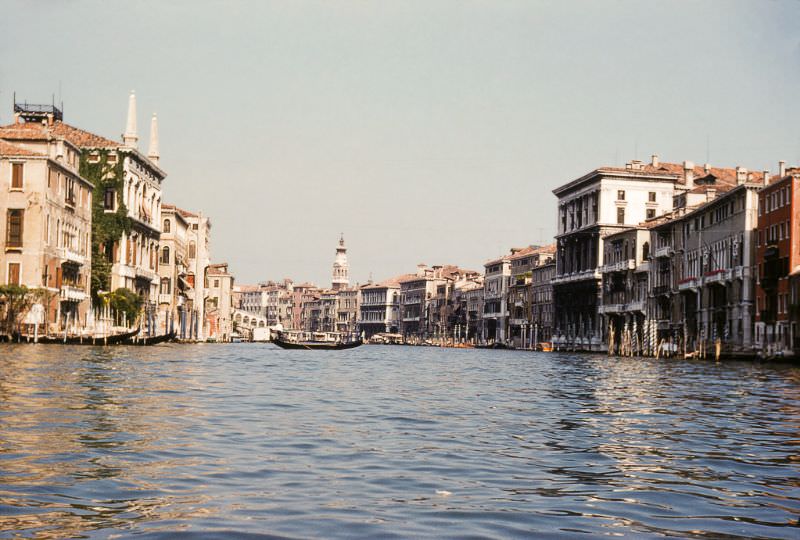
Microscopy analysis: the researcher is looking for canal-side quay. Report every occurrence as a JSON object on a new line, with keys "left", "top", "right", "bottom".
{"left": 1, "top": 344, "right": 798, "bottom": 539}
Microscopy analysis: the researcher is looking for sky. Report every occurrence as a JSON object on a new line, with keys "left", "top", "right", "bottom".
{"left": 2, "top": 0, "right": 799, "bottom": 286}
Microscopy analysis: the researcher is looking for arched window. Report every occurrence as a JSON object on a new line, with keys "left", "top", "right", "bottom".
{"left": 160, "top": 277, "right": 171, "bottom": 295}
{"left": 188, "top": 241, "right": 196, "bottom": 259}
{"left": 161, "top": 246, "right": 170, "bottom": 265}
{"left": 163, "top": 219, "right": 171, "bottom": 233}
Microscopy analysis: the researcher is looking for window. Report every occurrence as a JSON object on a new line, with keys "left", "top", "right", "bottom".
{"left": 163, "top": 219, "right": 171, "bottom": 233}
{"left": 65, "top": 177, "right": 75, "bottom": 205}
{"left": 160, "top": 246, "right": 170, "bottom": 265}
{"left": 617, "top": 207, "right": 625, "bottom": 224}
{"left": 160, "top": 277, "right": 171, "bottom": 295}
{"left": 188, "top": 241, "right": 196, "bottom": 259}
{"left": 104, "top": 188, "right": 116, "bottom": 211}
{"left": 6, "top": 209, "right": 23, "bottom": 248}
{"left": 11, "top": 163, "right": 23, "bottom": 189}
{"left": 7, "top": 262, "right": 20, "bottom": 285}
{"left": 646, "top": 209, "right": 656, "bottom": 219}
{"left": 214, "top": 279, "right": 220, "bottom": 288}
{"left": 617, "top": 190, "right": 625, "bottom": 201}
{"left": 648, "top": 191, "right": 656, "bottom": 202}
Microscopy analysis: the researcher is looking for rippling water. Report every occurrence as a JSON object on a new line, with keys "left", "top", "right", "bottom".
{"left": 1, "top": 344, "right": 799, "bottom": 539}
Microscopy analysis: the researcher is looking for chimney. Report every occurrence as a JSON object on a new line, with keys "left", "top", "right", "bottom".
{"left": 683, "top": 160, "right": 695, "bottom": 189}
{"left": 704, "top": 163, "right": 711, "bottom": 174}
{"left": 651, "top": 154, "right": 659, "bottom": 167}
{"left": 779, "top": 160, "right": 786, "bottom": 177}
{"left": 416, "top": 263, "right": 427, "bottom": 277}
{"left": 123, "top": 90, "right": 138, "bottom": 148}
{"left": 13, "top": 112, "right": 20, "bottom": 124}
{"left": 147, "top": 113, "right": 160, "bottom": 165}
{"left": 763, "top": 170, "right": 770, "bottom": 187}
{"left": 736, "top": 166, "right": 748, "bottom": 185}
{"left": 46, "top": 113, "right": 54, "bottom": 126}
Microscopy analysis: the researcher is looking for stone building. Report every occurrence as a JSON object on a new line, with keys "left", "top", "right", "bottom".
{"left": 552, "top": 156, "right": 707, "bottom": 351}
{"left": 206, "top": 262, "right": 235, "bottom": 342}
{"left": 531, "top": 258, "right": 555, "bottom": 344}
{"left": 482, "top": 255, "right": 511, "bottom": 344}
{"left": 755, "top": 163, "right": 799, "bottom": 354}
{"left": 335, "top": 287, "right": 360, "bottom": 335}
{"left": 180, "top": 209, "right": 211, "bottom": 340}
{"left": 359, "top": 276, "right": 405, "bottom": 338}
{"left": 507, "top": 245, "right": 555, "bottom": 348}
{"left": 0, "top": 104, "right": 93, "bottom": 331}
{"left": 647, "top": 166, "right": 764, "bottom": 355}
{"left": 599, "top": 226, "right": 651, "bottom": 354}
{"left": 0, "top": 93, "right": 166, "bottom": 324}
{"left": 157, "top": 204, "right": 191, "bottom": 335}
{"left": 462, "top": 278, "right": 484, "bottom": 342}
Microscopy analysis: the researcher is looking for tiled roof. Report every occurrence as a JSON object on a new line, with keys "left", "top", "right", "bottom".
{"left": 508, "top": 244, "right": 556, "bottom": 260}
{"left": 596, "top": 162, "right": 765, "bottom": 186}
{"left": 362, "top": 273, "right": 415, "bottom": 289}
{"left": 0, "top": 120, "right": 121, "bottom": 148}
{"left": 0, "top": 140, "right": 45, "bottom": 157}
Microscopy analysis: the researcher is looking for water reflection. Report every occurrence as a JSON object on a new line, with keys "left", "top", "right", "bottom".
{"left": 0, "top": 345, "right": 799, "bottom": 539}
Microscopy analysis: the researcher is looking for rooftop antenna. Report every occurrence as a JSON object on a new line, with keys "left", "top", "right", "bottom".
{"left": 706, "top": 134, "right": 710, "bottom": 164}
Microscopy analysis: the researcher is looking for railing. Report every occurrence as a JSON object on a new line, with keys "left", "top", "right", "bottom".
{"left": 60, "top": 285, "right": 87, "bottom": 302}
{"left": 654, "top": 245, "right": 673, "bottom": 258}
{"left": 158, "top": 293, "right": 172, "bottom": 304}
{"left": 551, "top": 268, "right": 601, "bottom": 285}
{"left": 653, "top": 284, "right": 671, "bottom": 296}
{"left": 57, "top": 247, "right": 87, "bottom": 266}
{"left": 677, "top": 277, "right": 698, "bottom": 291}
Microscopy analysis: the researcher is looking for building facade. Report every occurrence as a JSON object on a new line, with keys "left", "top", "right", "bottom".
{"left": 0, "top": 106, "right": 93, "bottom": 332}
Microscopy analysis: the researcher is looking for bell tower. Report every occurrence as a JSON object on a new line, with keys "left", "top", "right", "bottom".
{"left": 331, "top": 233, "right": 349, "bottom": 290}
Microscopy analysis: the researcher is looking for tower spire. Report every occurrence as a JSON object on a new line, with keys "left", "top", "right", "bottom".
{"left": 148, "top": 113, "right": 159, "bottom": 164}
{"left": 123, "top": 90, "right": 138, "bottom": 148}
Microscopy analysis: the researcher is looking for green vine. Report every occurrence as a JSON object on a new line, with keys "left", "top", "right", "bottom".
{"left": 79, "top": 149, "right": 131, "bottom": 300}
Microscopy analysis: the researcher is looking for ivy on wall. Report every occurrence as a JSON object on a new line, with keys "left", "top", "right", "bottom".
{"left": 79, "top": 150, "right": 131, "bottom": 299}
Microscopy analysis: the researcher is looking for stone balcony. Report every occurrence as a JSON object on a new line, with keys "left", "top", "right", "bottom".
{"left": 677, "top": 277, "right": 698, "bottom": 291}
{"left": 598, "top": 303, "right": 624, "bottom": 314}
{"left": 635, "top": 261, "right": 650, "bottom": 273}
{"left": 599, "top": 259, "right": 635, "bottom": 274}
{"left": 135, "top": 266, "right": 158, "bottom": 282}
{"left": 627, "top": 300, "right": 646, "bottom": 312}
{"left": 654, "top": 245, "right": 673, "bottom": 258}
{"left": 703, "top": 269, "right": 731, "bottom": 286}
{"left": 551, "top": 268, "right": 601, "bottom": 285}
{"left": 57, "top": 247, "right": 88, "bottom": 267}
{"left": 60, "top": 285, "right": 87, "bottom": 302}
{"left": 158, "top": 293, "right": 172, "bottom": 304}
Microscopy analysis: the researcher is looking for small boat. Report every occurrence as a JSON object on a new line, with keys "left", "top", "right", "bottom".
{"left": 539, "top": 342, "right": 553, "bottom": 352}
{"left": 273, "top": 331, "right": 363, "bottom": 350}
{"left": 476, "top": 342, "right": 510, "bottom": 350}
{"left": 124, "top": 331, "right": 176, "bottom": 346}
{"left": 12, "top": 328, "right": 140, "bottom": 345}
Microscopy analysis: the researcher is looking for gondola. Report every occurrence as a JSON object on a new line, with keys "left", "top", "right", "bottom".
{"left": 124, "top": 331, "right": 176, "bottom": 346}
{"left": 272, "top": 331, "right": 363, "bottom": 350}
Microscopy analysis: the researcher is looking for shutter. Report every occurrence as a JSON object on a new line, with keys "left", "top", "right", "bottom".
{"left": 56, "top": 266, "right": 62, "bottom": 288}
{"left": 8, "top": 263, "right": 20, "bottom": 285}
{"left": 11, "top": 163, "right": 23, "bottom": 189}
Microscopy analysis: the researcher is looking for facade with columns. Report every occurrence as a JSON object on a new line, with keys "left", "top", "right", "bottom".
{"left": 551, "top": 157, "right": 685, "bottom": 351}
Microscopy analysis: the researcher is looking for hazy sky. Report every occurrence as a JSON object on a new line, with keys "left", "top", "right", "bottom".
{"left": 2, "top": 1, "right": 799, "bottom": 285}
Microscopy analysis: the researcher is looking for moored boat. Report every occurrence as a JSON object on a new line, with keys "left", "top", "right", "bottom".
{"left": 124, "top": 331, "right": 176, "bottom": 346}
{"left": 11, "top": 328, "right": 140, "bottom": 345}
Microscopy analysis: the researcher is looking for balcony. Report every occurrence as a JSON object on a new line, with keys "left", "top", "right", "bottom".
{"left": 654, "top": 245, "right": 673, "bottom": 258}
{"left": 600, "top": 259, "right": 635, "bottom": 274}
{"left": 57, "top": 247, "right": 88, "bottom": 266}
{"left": 635, "top": 261, "right": 650, "bottom": 273}
{"left": 677, "top": 277, "right": 698, "bottom": 291}
{"left": 626, "top": 300, "right": 646, "bottom": 313}
{"left": 598, "top": 303, "right": 624, "bottom": 314}
{"left": 158, "top": 293, "right": 172, "bottom": 304}
{"left": 551, "top": 268, "right": 601, "bottom": 285}
{"left": 60, "top": 285, "right": 87, "bottom": 302}
{"left": 653, "top": 284, "right": 671, "bottom": 296}
{"left": 703, "top": 269, "right": 730, "bottom": 286}
{"left": 135, "top": 266, "right": 158, "bottom": 282}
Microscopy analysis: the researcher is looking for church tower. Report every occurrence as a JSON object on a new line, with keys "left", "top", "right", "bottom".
{"left": 331, "top": 234, "right": 349, "bottom": 290}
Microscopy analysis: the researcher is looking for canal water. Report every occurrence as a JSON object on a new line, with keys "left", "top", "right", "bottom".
{"left": 0, "top": 345, "right": 798, "bottom": 539}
